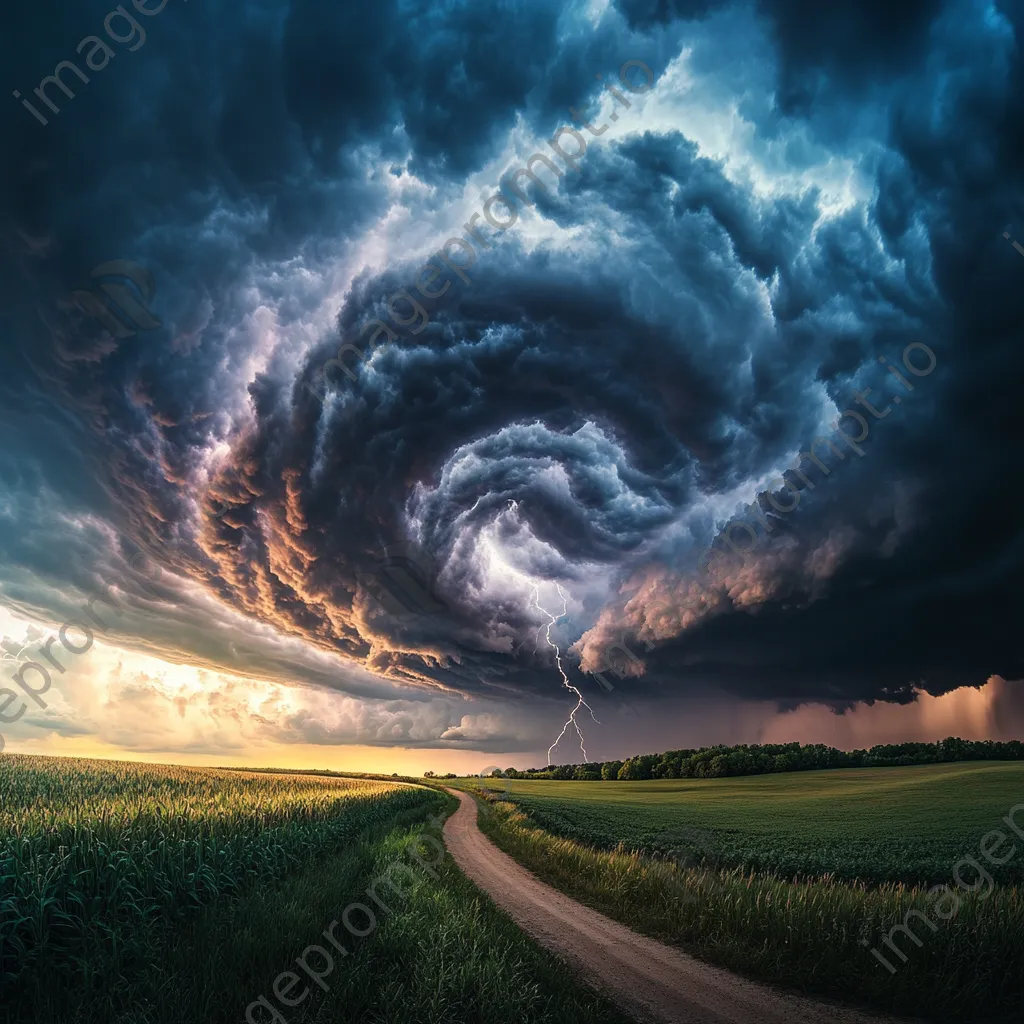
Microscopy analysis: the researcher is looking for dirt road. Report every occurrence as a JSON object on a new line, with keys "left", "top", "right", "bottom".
{"left": 442, "top": 788, "right": 915, "bottom": 1024}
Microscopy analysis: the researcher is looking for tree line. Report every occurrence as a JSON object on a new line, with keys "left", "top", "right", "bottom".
{"left": 481, "top": 737, "right": 1024, "bottom": 781}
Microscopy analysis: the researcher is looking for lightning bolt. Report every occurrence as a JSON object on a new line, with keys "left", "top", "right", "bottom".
{"left": 531, "top": 582, "right": 599, "bottom": 764}
{"left": 492, "top": 499, "right": 599, "bottom": 763}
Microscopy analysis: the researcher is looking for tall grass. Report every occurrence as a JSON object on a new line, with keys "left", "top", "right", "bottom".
{"left": 475, "top": 791, "right": 1024, "bottom": 1023}
{"left": 272, "top": 819, "right": 633, "bottom": 1024}
{"left": 0, "top": 754, "right": 436, "bottom": 1018}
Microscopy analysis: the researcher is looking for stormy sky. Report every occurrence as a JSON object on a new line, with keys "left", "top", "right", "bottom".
{"left": 2, "top": 0, "right": 1022, "bottom": 770}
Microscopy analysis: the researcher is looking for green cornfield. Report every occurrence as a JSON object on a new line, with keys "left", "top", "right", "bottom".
{"left": 0, "top": 754, "right": 436, "bottom": 1018}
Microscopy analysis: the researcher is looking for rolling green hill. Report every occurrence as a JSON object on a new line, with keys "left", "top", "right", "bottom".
{"left": 476, "top": 762, "right": 1024, "bottom": 884}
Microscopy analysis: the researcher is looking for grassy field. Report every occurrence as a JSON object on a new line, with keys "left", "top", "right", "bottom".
{"left": 460, "top": 763, "right": 1024, "bottom": 1023}
{"left": 472, "top": 762, "right": 1024, "bottom": 884}
{"left": 0, "top": 754, "right": 630, "bottom": 1024}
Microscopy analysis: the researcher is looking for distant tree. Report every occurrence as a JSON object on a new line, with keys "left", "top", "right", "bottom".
{"left": 539, "top": 737, "right": 1024, "bottom": 785}
{"left": 573, "top": 765, "right": 600, "bottom": 780}
{"left": 423, "top": 771, "right": 436, "bottom": 778}
{"left": 940, "top": 736, "right": 968, "bottom": 761}
{"left": 618, "top": 756, "right": 654, "bottom": 781}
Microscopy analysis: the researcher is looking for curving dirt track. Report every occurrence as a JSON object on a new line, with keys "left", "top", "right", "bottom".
{"left": 442, "top": 788, "right": 917, "bottom": 1024}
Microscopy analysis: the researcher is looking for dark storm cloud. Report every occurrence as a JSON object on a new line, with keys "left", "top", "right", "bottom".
{"left": 615, "top": 0, "right": 944, "bottom": 86}
{"left": 576, "top": 0, "right": 1024, "bottom": 702}
{"left": 1, "top": 0, "right": 1022, "bottom": 725}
